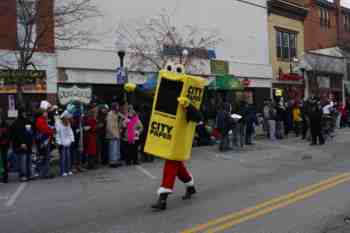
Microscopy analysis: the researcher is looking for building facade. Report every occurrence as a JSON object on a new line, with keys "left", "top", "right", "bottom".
{"left": 298, "top": 0, "right": 350, "bottom": 102}
{"left": 0, "top": 0, "right": 57, "bottom": 114}
{"left": 57, "top": 0, "right": 273, "bottom": 110}
{"left": 268, "top": 0, "right": 308, "bottom": 101}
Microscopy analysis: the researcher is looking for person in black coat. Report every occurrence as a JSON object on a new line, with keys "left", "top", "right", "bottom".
{"left": 309, "top": 103, "right": 324, "bottom": 146}
{"left": 11, "top": 111, "right": 34, "bottom": 181}
{"left": 139, "top": 104, "right": 153, "bottom": 162}
{"left": 245, "top": 103, "right": 258, "bottom": 145}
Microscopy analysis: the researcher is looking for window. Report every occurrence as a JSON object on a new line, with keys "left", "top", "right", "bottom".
{"left": 344, "top": 14, "right": 350, "bottom": 32}
{"left": 320, "top": 7, "right": 331, "bottom": 30}
{"left": 17, "top": 0, "right": 37, "bottom": 48}
{"left": 276, "top": 30, "right": 297, "bottom": 60}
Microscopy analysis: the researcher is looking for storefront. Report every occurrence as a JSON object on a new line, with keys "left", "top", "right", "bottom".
{"left": 272, "top": 72, "right": 304, "bottom": 102}
{"left": 297, "top": 52, "right": 346, "bottom": 104}
{"left": 0, "top": 70, "right": 49, "bottom": 116}
{"left": 308, "top": 72, "right": 343, "bottom": 103}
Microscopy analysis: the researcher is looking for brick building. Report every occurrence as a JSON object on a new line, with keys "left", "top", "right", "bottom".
{"left": 297, "top": 0, "right": 350, "bottom": 102}
{"left": 303, "top": 0, "right": 350, "bottom": 49}
{"left": 0, "top": 0, "right": 57, "bottom": 115}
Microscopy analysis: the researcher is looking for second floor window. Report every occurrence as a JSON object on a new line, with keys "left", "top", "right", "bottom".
{"left": 320, "top": 7, "right": 331, "bottom": 30}
{"left": 17, "top": 0, "right": 37, "bottom": 48}
{"left": 276, "top": 30, "right": 297, "bottom": 60}
{"left": 344, "top": 14, "right": 350, "bottom": 32}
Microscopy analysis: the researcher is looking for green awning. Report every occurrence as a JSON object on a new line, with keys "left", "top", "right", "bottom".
{"left": 207, "top": 75, "right": 244, "bottom": 90}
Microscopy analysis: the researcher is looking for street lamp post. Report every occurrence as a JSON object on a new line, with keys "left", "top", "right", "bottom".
{"left": 118, "top": 50, "right": 126, "bottom": 68}
{"left": 117, "top": 50, "right": 128, "bottom": 103}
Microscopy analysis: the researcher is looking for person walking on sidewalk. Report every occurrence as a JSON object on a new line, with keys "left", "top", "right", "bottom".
{"left": 56, "top": 111, "right": 75, "bottom": 176}
{"left": 0, "top": 109, "right": 10, "bottom": 183}
{"left": 11, "top": 111, "right": 34, "bottom": 182}
{"left": 106, "top": 102, "right": 122, "bottom": 168}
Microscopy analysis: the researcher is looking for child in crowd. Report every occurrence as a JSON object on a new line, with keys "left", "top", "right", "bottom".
{"left": 56, "top": 111, "right": 75, "bottom": 176}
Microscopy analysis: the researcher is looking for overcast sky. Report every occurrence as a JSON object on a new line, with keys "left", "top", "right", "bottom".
{"left": 342, "top": 0, "right": 350, "bottom": 8}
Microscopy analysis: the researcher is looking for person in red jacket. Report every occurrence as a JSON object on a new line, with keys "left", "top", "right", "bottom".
{"left": 35, "top": 108, "right": 54, "bottom": 179}
{"left": 84, "top": 104, "right": 98, "bottom": 169}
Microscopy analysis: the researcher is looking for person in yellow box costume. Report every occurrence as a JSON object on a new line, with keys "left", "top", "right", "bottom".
{"left": 124, "top": 62, "right": 205, "bottom": 211}
{"left": 134, "top": 62, "right": 205, "bottom": 211}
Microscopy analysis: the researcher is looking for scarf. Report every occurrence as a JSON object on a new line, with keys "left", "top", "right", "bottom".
{"left": 127, "top": 115, "right": 139, "bottom": 144}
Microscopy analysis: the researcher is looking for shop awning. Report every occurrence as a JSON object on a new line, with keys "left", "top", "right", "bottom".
{"left": 207, "top": 74, "right": 244, "bottom": 90}
{"left": 138, "top": 72, "right": 158, "bottom": 92}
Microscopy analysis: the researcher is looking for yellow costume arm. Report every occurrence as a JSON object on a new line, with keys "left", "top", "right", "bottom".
{"left": 177, "top": 97, "right": 190, "bottom": 108}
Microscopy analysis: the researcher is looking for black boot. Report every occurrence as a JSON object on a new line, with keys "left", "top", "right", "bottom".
{"left": 151, "top": 193, "right": 168, "bottom": 211}
{"left": 182, "top": 186, "right": 196, "bottom": 200}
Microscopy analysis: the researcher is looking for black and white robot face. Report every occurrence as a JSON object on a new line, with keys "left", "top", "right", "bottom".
{"left": 164, "top": 61, "right": 185, "bottom": 74}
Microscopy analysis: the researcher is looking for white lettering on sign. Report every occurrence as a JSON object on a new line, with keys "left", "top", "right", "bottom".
{"left": 58, "top": 85, "right": 92, "bottom": 105}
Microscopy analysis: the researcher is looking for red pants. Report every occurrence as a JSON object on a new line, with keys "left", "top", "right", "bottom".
{"left": 158, "top": 160, "right": 193, "bottom": 195}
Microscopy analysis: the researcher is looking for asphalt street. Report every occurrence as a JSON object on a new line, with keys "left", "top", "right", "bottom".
{"left": 1, "top": 129, "right": 350, "bottom": 233}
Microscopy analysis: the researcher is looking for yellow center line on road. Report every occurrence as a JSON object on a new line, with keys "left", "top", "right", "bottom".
{"left": 181, "top": 172, "right": 350, "bottom": 233}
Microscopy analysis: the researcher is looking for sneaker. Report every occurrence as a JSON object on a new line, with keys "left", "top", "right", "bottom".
{"left": 68, "top": 172, "right": 73, "bottom": 176}
{"left": 62, "top": 173, "right": 68, "bottom": 177}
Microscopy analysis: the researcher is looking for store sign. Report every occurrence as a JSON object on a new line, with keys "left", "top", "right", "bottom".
{"left": 278, "top": 73, "right": 303, "bottom": 81}
{"left": 0, "top": 69, "right": 47, "bottom": 93}
{"left": 210, "top": 60, "right": 229, "bottom": 75}
{"left": 162, "top": 45, "right": 216, "bottom": 59}
{"left": 241, "top": 78, "right": 251, "bottom": 87}
{"left": 317, "top": 76, "right": 330, "bottom": 88}
{"left": 58, "top": 85, "right": 92, "bottom": 105}
{"left": 275, "top": 89, "right": 283, "bottom": 97}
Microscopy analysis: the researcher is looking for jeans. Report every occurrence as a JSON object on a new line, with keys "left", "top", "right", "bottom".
{"left": 60, "top": 146, "right": 71, "bottom": 175}
{"left": 38, "top": 146, "right": 50, "bottom": 178}
{"left": 268, "top": 120, "right": 276, "bottom": 141}
{"left": 239, "top": 123, "right": 245, "bottom": 147}
{"left": 294, "top": 121, "right": 301, "bottom": 137}
{"left": 219, "top": 130, "right": 230, "bottom": 151}
{"left": 126, "top": 141, "right": 139, "bottom": 164}
{"left": 245, "top": 123, "right": 254, "bottom": 145}
{"left": 1, "top": 146, "right": 8, "bottom": 182}
{"left": 276, "top": 121, "right": 284, "bottom": 139}
{"left": 108, "top": 139, "right": 121, "bottom": 164}
{"left": 231, "top": 125, "right": 240, "bottom": 150}
{"left": 18, "top": 153, "right": 32, "bottom": 178}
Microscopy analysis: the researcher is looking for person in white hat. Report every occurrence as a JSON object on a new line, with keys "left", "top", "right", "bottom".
{"left": 56, "top": 111, "right": 75, "bottom": 176}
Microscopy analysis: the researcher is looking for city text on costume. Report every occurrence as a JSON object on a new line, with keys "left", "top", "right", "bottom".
{"left": 186, "top": 86, "right": 202, "bottom": 103}
{"left": 150, "top": 121, "right": 173, "bottom": 140}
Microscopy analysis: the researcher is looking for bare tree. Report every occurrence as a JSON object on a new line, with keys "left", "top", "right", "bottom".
{"left": 0, "top": 0, "right": 100, "bottom": 109}
{"left": 115, "top": 12, "right": 222, "bottom": 74}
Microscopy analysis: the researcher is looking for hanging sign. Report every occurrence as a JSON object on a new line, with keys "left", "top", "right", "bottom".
{"left": 58, "top": 85, "right": 92, "bottom": 105}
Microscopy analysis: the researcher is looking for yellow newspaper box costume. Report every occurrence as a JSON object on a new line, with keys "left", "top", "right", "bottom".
{"left": 144, "top": 70, "right": 205, "bottom": 161}
{"left": 145, "top": 69, "right": 206, "bottom": 211}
